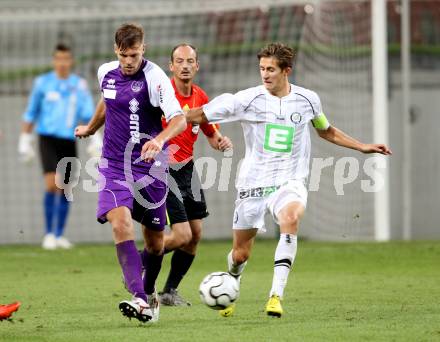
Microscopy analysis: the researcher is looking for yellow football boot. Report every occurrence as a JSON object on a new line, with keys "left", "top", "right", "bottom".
{"left": 265, "top": 295, "right": 283, "bottom": 318}
{"left": 219, "top": 303, "right": 235, "bottom": 317}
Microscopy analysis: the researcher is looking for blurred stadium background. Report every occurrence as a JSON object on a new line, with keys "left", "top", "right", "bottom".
{"left": 0, "top": 0, "right": 439, "bottom": 245}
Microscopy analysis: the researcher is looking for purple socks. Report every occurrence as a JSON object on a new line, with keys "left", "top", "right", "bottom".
{"left": 116, "top": 240, "right": 147, "bottom": 302}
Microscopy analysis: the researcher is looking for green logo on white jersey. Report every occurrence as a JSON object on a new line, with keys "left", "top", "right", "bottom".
{"left": 263, "top": 123, "right": 295, "bottom": 153}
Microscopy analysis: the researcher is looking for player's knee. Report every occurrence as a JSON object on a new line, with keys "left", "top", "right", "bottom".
{"left": 148, "top": 245, "right": 163, "bottom": 255}
{"left": 180, "top": 229, "right": 193, "bottom": 246}
{"left": 190, "top": 228, "right": 201, "bottom": 245}
{"left": 280, "top": 212, "right": 300, "bottom": 231}
{"left": 172, "top": 224, "right": 192, "bottom": 247}
{"left": 46, "top": 184, "right": 58, "bottom": 193}
{"left": 145, "top": 238, "right": 164, "bottom": 255}
{"left": 111, "top": 218, "right": 132, "bottom": 237}
{"left": 184, "top": 231, "right": 201, "bottom": 253}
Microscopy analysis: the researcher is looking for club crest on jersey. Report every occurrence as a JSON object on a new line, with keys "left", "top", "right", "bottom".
{"left": 131, "top": 81, "right": 143, "bottom": 93}
{"left": 290, "top": 112, "right": 302, "bottom": 124}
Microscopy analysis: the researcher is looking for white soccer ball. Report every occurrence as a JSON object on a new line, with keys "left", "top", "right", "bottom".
{"left": 199, "top": 271, "right": 240, "bottom": 310}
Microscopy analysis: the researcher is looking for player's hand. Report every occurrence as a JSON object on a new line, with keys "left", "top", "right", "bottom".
{"left": 360, "top": 143, "right": 392, "bottom": 155}
{"left": 218, "top": 136, "right": 233, "bottom": 152}
{"left": 141, "top": 138, "right": 164, "bottom": 162}
{"left": 86, "top": 132, "right": 103, "bottom": 158}
{"left": 74, "top": 125, "right": 92, "bottom": 139}
{"left": 18, "top": 132, "right": 35, "bottom": 163}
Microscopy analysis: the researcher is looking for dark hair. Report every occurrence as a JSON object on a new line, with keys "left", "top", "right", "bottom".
{"left": 53, "top": 43, "right": 72, "bottom": 54}
{"left": 170, "top": 43, "right": 198, "bottom": 62}
{"left": 257, "top": 43, "right": 295, "bottom": 70}
{"left": 115, "top": 23, "right": 144, "bottom": 51}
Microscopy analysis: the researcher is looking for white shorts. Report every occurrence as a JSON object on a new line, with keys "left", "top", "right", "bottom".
{"left": 232, "top": 180, "right": 308, "bottom": 231}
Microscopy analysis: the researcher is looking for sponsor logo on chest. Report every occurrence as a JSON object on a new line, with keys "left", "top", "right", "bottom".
{"left": 129, "top": 98, "right": 140, "bottom": 143}
{"left": 263, "top": 123, "right": 295, "bottom": 153}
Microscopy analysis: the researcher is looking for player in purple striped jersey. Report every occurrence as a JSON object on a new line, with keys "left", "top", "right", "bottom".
{"left": 75, "top": 23, "right": 186, "bottom": 323}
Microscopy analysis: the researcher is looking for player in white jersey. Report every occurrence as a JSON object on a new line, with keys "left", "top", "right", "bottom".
{"left": 186, "top": 43, "right": 392, "bottom": 318}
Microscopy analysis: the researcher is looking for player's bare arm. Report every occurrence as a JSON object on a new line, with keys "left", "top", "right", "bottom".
{"left": 207, "top": 130, "right": 233, "bottom": 152}
{"left": 186, "top": 107, "right": 208, "bottom": 124}
{"left": 75, "top": 97, "right": 106, "bottom": 138}
{"left": 316, "top": 125, "right": 392, "bottom": 155}
{"left": 141, "top": 114, "right": 186, "bottom": 162}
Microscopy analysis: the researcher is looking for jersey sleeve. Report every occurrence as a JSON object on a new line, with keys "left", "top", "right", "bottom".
{"left": 22, "top": 76, "right": 44, "bottom": 123}
{"left": 310, "top": 91, "right": 330, "bottom": 130}
{"left": 148, "top": 67, "right": 183, "bottom": 122}
{"left": 97, "top": 64, "right": 106, "bottom": 89}
{"left": 198, "top": 90, "right": 220, "bottom": 136}
{"left": 202, "top": 93, "right": 246, "bottom": 123}
{"left": 97, "top": 61, "right": 119, "bottom": 89}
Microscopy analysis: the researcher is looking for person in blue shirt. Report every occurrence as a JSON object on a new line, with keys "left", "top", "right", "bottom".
{"left": 18, "top": 43, "right": 98, "bottom": 250}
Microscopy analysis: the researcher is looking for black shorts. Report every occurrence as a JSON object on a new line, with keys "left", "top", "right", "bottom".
{"left": 38, "top": 135, "right": 78, "bottom": 183}
{"left": 166, "top": 160, "right": 209, "bottom": 225}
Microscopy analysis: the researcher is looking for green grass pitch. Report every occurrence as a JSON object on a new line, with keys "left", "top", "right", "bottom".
{"left": 1, "top": 240, "right": 439, "bottom": 341}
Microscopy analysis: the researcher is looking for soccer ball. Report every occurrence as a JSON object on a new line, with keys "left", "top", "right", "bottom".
{"left": 199, "top": 272, "right": 240, "bottom": 310}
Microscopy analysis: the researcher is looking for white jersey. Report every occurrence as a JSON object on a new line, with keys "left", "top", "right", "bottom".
{"left": 203, "top": 84, "right": 329, "bottom": 189}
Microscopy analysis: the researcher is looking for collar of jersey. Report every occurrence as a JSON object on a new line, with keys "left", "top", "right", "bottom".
{"left": 262, "top": 84, "right": 294, "bottom": 100}
{"left": 118, "top": 59, "right": 147, "bottom": 79}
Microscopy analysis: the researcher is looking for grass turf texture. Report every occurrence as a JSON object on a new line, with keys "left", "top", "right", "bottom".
{"left": 0, "top": 240, "right": 439, "bottom": 341}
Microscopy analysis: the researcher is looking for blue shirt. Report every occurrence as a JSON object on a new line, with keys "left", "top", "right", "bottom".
{"left": 23, "top": 71, "right": 94, "bottom": 140}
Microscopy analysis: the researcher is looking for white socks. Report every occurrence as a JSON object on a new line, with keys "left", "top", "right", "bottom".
{"left": 269, "top": 234, "right": 298, "bottom": 299}
{"left": 227, "top": 250, "right": 247, "bottom": 277}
